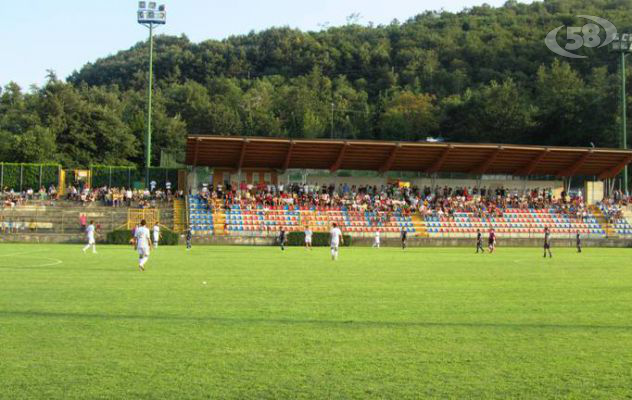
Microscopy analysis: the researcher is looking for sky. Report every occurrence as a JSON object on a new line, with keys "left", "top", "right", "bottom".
{"left": 0, "top": 0, "right": 530, "bottom": 89}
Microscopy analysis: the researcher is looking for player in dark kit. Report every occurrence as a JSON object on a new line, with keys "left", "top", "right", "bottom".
{"left": 476, "top": 229, "right": 484, "bottom": 253}
{"left": 543, "top": 227, "right": 553, "bottom": 258}
{"left": 576, "top": 230, "right": 582, "bottom": 253}
{"left": 278, "top": 229, "right": 287, "bottom": 251}
{"left": 488, "top": 229, "right": 496, "bottom": 253}
{"left": 186, "top": 228, "right": 192, "bottom": 250}
{"left": 401, "top": 228, "right": 408, "bottom": 250}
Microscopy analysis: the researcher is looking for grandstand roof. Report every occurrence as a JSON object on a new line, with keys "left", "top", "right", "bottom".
{"left": 185, "top": 135, "right": 632, "bottom": 179}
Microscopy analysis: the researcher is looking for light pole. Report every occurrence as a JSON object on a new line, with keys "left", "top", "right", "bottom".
{"left": 330, "top": 102, "right": 335, "bottom": 139}
{"left": 137, "top": 2, "right": 166, "bottom": 188}
{"left": 611, "top": 34, "right": 632, "bottom": 195}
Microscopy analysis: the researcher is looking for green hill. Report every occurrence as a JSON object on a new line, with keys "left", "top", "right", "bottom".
{"left": 1, "top": 0, "right": 631, "bottom": 167}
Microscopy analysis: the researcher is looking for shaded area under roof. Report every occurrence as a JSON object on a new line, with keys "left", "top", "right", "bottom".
{"left": 185, "top": 136, "right": 632, "bottom": 179}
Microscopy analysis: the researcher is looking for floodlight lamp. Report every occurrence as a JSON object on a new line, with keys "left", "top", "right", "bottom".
{"left": 158, "top": 5, "right": 165, "bottom": 11}
{"left": 149, "top": 2, "right": 157, "bottom": 10}
{"left": 138, "top": 1, "right": 146, "bottom": 10}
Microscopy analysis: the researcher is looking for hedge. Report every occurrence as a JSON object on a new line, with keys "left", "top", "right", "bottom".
{"left": 0, "top": 163, "right": 60, "bottom": 190}
{"left": 287, "top": 232, "right": 352, "bottom": 247}
{"left": 90, "top": 165, "right": 180, "bottom": 189}
{"left": 106, "top": 229, "right": 180, "bottom": 246}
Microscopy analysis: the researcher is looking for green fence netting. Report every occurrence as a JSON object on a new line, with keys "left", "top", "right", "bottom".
{"left": 90, "top": 165, "right": 180, "bottom": 189}
{"left": 0, "top": 163, "right": 60, "bottom": 191}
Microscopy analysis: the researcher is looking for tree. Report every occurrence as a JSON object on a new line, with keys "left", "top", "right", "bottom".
{"left": 379, "top": 91, "right": 439, "bottom": 141}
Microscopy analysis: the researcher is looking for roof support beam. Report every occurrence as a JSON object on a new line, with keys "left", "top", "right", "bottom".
{"left": 557, "top": 150, "right": 593, "bottom": 177}
{"left": 469, "top": 146, "right": 503, "bottom": 175}
{"left": 379, "top": 143, "right": 401, "bottom": 174}
{"left": 598, "top": 155, "right": 632, "bottom": 179}
{"left": 237, "top": 139, "right": 249, "bottom": 170}
{"left": 193, "top": 138, "right": 201, "bottom": 167}
{"left": 427, "top": 145, "right": 453, "bottom": 174}
{"left": 282, "top": 141, "right": 295, "bottom": 171}
{"left": 515, "top": 148, "right": 549, "bottom": 176}
{"left": 330, "top": 142, "right": 349, "bottom": 173}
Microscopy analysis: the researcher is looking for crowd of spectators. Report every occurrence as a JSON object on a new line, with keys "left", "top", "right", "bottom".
{"left": 65, "top": 185, "right": 183, "bottom": 208}
{"left": 600, "top": 190, "right": 630, "bottom": 223}
{"left": 1, "top": 185, "right": 59, "bottom": 208}
{"left": 0, "top": 183, "right": 183, "bottom": 209}
{"left": 197, "top": 181, "right": 604, "bottom": 222}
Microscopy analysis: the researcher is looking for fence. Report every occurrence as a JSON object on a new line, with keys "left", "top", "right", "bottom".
{"left": 127, "top": 208, "right": 160, "bottom": 230}
{"left": 0, "top": 163, "right": 60, "bottom": 191}
{"left": 90, "top": 166, "right": 181, "bottom": 190}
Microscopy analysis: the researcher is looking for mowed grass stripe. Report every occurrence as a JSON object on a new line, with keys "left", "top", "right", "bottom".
{"left": 1, "top": 244, "right": 632, "bottom": 399}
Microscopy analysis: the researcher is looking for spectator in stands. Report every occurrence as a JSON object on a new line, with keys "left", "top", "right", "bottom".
{"left": 80, "top": 213, "right": 87, "bottom": 232}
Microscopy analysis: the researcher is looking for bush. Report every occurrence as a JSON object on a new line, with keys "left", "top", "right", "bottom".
{"left": 0, "top": 163, "right": 59, "bottom": 190}
{"left": 106, "top": 229, "right": 180, "bottom": 245}
{"left": 90, "top": 165, "right": 180, "bottom": 189}
{"left": 106, "top": 230, "right": 134, "bottom": 245}
{"left": 287, "top": 232, "right": 352, "bottom": 247}
{"left": 90, "top": 165, "right": 135, "bottom": 188}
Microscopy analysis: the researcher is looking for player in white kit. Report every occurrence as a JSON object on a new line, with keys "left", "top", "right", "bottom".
{"left": 304, "top": 227, "right": 313, "bottom": 250}
{"left": 82, "top": 221, "right": 97, "bottom": 254}
{"left": 152, "top": 223, "right": 161, "bottom": 248}
{"left": 134, "top": 219, "right": 153, "bottom": 272}
{"left": 373, "top": 229, "right": 380, "bottom": 248}
{"left": 330, "top": 222, "right": 344, "bottom": 261}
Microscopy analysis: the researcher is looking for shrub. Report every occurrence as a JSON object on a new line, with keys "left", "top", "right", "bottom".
{"left": 287, "top": 232, "right": 352, "bottom": 247}
{"left": 106, "top": 229, "right": 180, "bottom": 245}
{"left": 0, "top": 163, "right": 59, "bottom": 190}
{"left": 106, "top": 230, "right": 134, "bottom": 245}
{"left": 90, "top": 165, "right": 180, "bottom": 189}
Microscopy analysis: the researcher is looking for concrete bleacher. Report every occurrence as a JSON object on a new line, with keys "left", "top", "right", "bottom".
{"left": 0, "top": 199, "right": 175, "bottom": 237}
{"left": 425, "top": 208, "right": 605, "bottom": 238}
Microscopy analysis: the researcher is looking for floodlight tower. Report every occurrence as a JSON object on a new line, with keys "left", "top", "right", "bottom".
{"left": 137, "top": 2, "right": 166, "bottom": 188}
{"left": 611, "top": 33, "right": 632, "bottom": 195}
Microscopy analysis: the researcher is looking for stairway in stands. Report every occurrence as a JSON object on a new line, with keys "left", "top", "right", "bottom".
{"left": 172, "top": 199, "right": 185, "bottom": 232}
{"left": 213, "top": 209, "right": 226, "bottom": 235}
{"left": 591, "top": 205, "right": 617, "bottom": 238}
{"left": 411, "top": 212, "right": 429, "bottom": 237}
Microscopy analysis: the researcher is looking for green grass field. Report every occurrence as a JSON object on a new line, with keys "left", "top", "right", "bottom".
{"left": 2, "top": 244, "right": 632, "bottom": 399}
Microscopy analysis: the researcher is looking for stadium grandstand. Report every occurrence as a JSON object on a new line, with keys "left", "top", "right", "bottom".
{"left": 182, "top": 135, "right": 632, "bottom": 242}
{"left": 2, "top": 135, "right": 632, "bottom": 244}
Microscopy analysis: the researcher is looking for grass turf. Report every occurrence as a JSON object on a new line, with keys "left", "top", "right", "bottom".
{"left": 1, "top": 244, "right": 632, "bottom": 399}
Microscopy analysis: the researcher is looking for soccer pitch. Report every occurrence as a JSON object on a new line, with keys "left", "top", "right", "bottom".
{"left": 2, "top": 244, "right": 632, "bottom": 399}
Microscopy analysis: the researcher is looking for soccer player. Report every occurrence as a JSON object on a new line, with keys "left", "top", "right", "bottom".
{"left": 476, "top": 229, "right": 484, "bottom": 254}
{"left": 304, "top": 227, "right": 313, "bottom": 250}
{"left": 134, "top": 219, "right": 152, "bottom": 271}
{"left": 488, "top": 228, "right": 496, "bottom": 253}
{"left": 82, "top": 220, "right": 97, "bottom": 254}
{"left": 576, "top": 230, "right": 582, "bottom": 253}
{"left": 152, "top": 222, "right": 161, "bottom": 249}
{"left": 278, "top": 228, "right": 287, "bottom": 251}
{"left": 373, "top": 229, "right": 381, "bottom": 248}
{"left": 330, "top": 222, "right": 343, "bottom": 261}
{"left": 186, "top": 228, "right": 192, "bottom": 250}
{"left": 401, "top": 228, "right": 407, "bottom": 250}
{"left": 543, "top": 227, "right": 553, "bottom": 258}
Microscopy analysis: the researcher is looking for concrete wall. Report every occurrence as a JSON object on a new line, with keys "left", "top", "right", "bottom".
{"left": 585, "top": 181, "right": 605, "bottom": 205}
{"left": 189, "top": 236, "right": 632, "bottom": 248}
{"left": 3, "top": 233, "right": 630, "bottom": 248}
{"left": 277, "top": 173, "right": 564, "bottom": 194}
